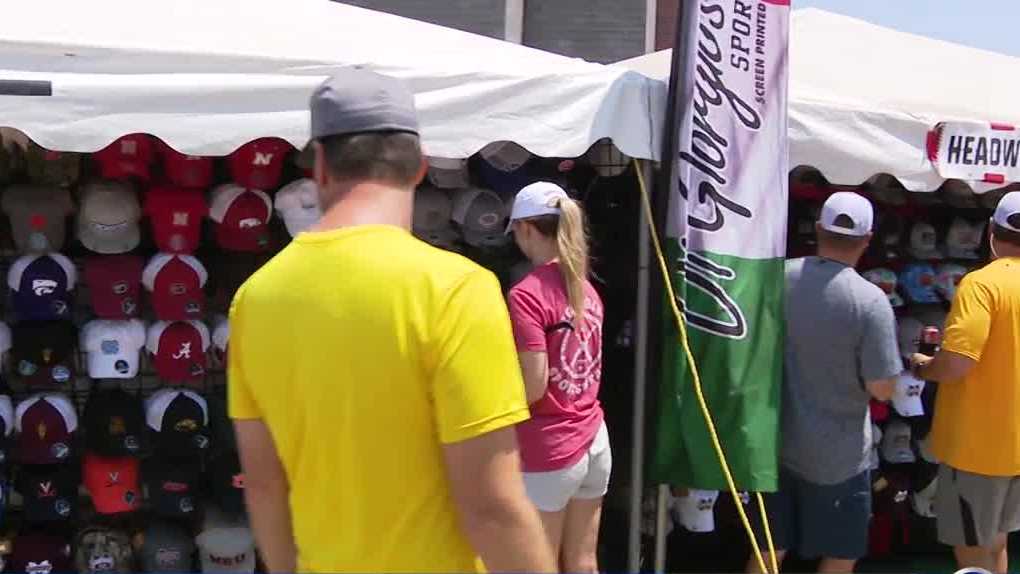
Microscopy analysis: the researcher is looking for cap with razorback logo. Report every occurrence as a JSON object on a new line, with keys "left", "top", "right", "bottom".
{"left": 146, "top": 321, "right": 210, "bottom": 381}
{"left": 139, "top": 519, "right": 196, "bottom": 573}
{"left": 144, "top": 186, "right": 209, "bottom": 254}
{"left": 83, "top": 453, "right": 141, "bottom": 515}
{"left": 1, "top": 185, "right": 74, "bottom": 253}
{"left": 274, "top": 179, "right": 322, "bottom": 237}
{"left": 145, "top": 456, "right": 202, "bottom": 517}
{"left": 93, "top": 134, "right": 154, "bottom": 182}
{"left": 143, "top": 254, "right": 208, "bottom": 321}
{"left": 80, "top": 319, "right": 147, "bottom": 380}
{"left": 74, "top": 525, "right": 134, "bottom": 574}
{"left": 228, "top": 138, "right": 291, "bottom": 190}
{"left": 84, "top": 388, "right": 147, "bottom": 457}
{"left": 8, "top": 253, "right": 76, "bottom": 321}
{"left": 84, "top": 255, "right": 144, "bottom": 318}
{"left": 145, "top": 388, "right": 210, "bottom": 457}
{"left": 14, "top": 394, "right": 77, "bottom": 464}
{"left": 77, "top": 180, "right": 142, "bottom": 255}
{"left": 12, "top": 321, "right": 77, "bottom": 386}
{"left": 209, "top": 184, "right": 274, "bottom": 252}
{"left": 9, "top": 530, "right": 73, "bottom": 574}
{"left": 159, "top": 143, "right": 214, "bottom": 189}
{"left": 17, "top": 464, "right": 78, "bottom": 523}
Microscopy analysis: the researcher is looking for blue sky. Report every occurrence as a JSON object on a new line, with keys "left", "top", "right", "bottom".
{"left": 794, "top": 0, "right": 1020, "bottom": 57}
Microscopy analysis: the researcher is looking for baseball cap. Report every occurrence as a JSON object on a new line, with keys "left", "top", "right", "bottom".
{"left": 83, "top": 255, "right": 144, "bottom": 319}
{"left": 146, "top": 321, "right": 211, "bottom": 381}
{"left": 869, "top": 424, "right": 883, "bottom": 471}
{"left": 992, "top": 191, "right": 1020, "bottom": 232}
{"left": 673, "top": 489, "right": 718, "bottom": 533}
{"left": 228, "top": 138, "right": 291, "bottom": 190}
{"left": 479, "top": 141, "right": 532, "bottom": 173}
{"left": 309, "top": 69, "right": 419, "bottom": 144}
{"left": 74, "top": 526, "right": 134, "bottom": 574}
{"left": 8, "top": 253, "right": 76, "bottom": 321}
{"left": 145, "top": 457, "right": 202, "bottom": 518}
{"left": 862, "top": 268, "right": 904, "bottom": 308}
{"left": 212, "top": 316, "right": 229, "bottom": 358}
{"left": 80, "top": 320, "right": 147, "bottom": 380}
{"left": 142, "top": 253, "right": 208, "bottom": 321}
{"left": 934, "top": 263, "right": 968, "bottom": 301}
{"left": 586, "top": 139, "right": 631, "bottom": 178}
{"left": 17, "top": 464, "right": 78, "bottom": 522}
{"left": 144, "top": 186, "right": 209, "bottom": 254}
{"left": 159, "top": 143, "right": 214, "bottom": 189}
{"left": 896, "top": 316, "right": 924, "bottom": 359}
{"left": 427, "top": 157, "right": 471, "bottom": 189}
{"left": 507, "top": 181, "right": 570, "bottom": 230}
{"left": 892, "top": 373, "right": 926, "bottom": 418}
{"left": 208, "top": 451, "right": 245, "bottom": 516}
{"left": 9, "top": 530, "right": 73, "bottom": 574}
{"left": 145, "top": 388, "right": 210, "bottom": 456}
{"left": 12, "top": 321, "right": 77, "bottom": 386}
{"left": 83, "top": 388, "right": 147, "bottom": 456}
{"left": 945, "top": 218, "right": 984, "bottom": 260}
{"left": 196, "top": 525, "right": 256, "bottom": 574}
{"left": 880, "top": 419, "right": 916, "bottom": 464}
{"left": 900, "top": 263, "right": 939, "bottom": 304}
{"left": 1, "top": 184, "right": 74, "bottom": 253}
{"left": 77, "top": 180, "right": 142, "bottom": 254}
{"left": 14, "top": 393, "right": 77, "bottom": 464}
{"left": 93, "top": 134, "right": 155, "bottom": 182}
{"left": 818, "top": 192, "right": 874, "bottom": 237}
{"left": 413, "top": 187, "right": 458, "bottom": 249}
{"left": 274, "top": 179, "right": 322, "bottom": 237}
{"left": 452, "top": 188, "right": 510, "bottom": 248}
{"left": 908, "top": 223, "right": 944, "bottom": 260}
{"left": 24, "top": 142, "right": 82, "bottom": 187}
{"left": 209, "top": 184, "right": 273, "bottom": 252}
{"left": 139, "top": 519, "right": 196, "bottom": 573}
{"left": 82, "top": 454, "right": 142, "bottom": 515}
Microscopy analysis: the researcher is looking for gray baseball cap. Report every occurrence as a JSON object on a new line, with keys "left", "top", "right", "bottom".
{"left": 139, "top": 519, "right": 195, "bottom": 573}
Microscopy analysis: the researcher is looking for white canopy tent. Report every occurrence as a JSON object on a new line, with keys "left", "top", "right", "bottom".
{"left": 0, "top": 0, "right": 660, "bottom": 160}
{"left": 617, "top": 8, "right": 1020, "bottom": 193}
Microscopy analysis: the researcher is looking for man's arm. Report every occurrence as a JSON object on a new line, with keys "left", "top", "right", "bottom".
{"left": 910, "top": 275, "right": 990, "bottom": 383}
{"left": 858, "top": 294, "right": 903, "bottom": 402}
{"left": 518, "top": 351, "right": 549, "bottom": 404}
{"left": 910, "top": 350, "right": 978, "bottom": 383}
{"left": 234, "top": 419, "right": 297, "bottom": 574}
{"left": 444, "top": 427, "right": 557, "bottom": 573}
{"left": 865, "top": 377, "right": 896, "bottom": 402}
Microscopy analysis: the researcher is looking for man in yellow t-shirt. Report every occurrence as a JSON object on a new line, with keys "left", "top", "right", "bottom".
{"left": 912, "top": 191, "right": 1020, "bottom": 573}
{"left": 228, "top": 69, "right": 555, "bottom": 574}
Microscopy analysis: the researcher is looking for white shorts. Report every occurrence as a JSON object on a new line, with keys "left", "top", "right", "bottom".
{"left": 523, "top": 422, "right": 612, "bottom": 512}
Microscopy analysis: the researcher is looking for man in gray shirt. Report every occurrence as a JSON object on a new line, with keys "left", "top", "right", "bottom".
{"left": 749, "top": 192, "right": 901, "bottom": 574}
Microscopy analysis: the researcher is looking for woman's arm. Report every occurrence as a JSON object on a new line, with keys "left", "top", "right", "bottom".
{"left": 518, "top": 351, "right": 549, "bottom": 404}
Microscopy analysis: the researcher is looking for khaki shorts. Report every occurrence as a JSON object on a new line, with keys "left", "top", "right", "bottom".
{"left": 523, "top": 422, "right": 611, "bottom": 512}
{"left": 935, "top": 465, "right": 1020, "bottom": 547}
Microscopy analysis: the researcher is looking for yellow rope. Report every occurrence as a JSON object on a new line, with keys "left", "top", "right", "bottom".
{"left": 633, "top": 159, "right": 778, "bottom": 574}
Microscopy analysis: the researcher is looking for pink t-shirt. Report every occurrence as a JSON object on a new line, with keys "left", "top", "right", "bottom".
{"left": 508, "top": 262, "right": 605, "bottom": 472}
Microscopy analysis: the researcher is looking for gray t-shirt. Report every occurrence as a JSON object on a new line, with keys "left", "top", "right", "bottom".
{"left": 781, "top": 257, "right": 902, "bottom": 485}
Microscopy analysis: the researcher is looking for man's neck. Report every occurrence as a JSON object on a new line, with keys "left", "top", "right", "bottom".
{"left": 312, "top": 181, "right": 413, "bottom": 232}
{"left": 815, "top": 247, "right": 859, "bottom": 267}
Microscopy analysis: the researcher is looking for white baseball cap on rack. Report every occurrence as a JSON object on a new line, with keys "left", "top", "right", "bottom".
{"left": 818, "top": 192, "right": 873, "bottom": 237}
{"left": 993, "top": 191, "right": 1020, "bottom": 232}
{"left": 880, "top": 419, "right": 916, "bottom": 464}
{"left": 673, "top": 489, "right": 718, "bottom": 533}
{"left": 273, "top": 179, "right": 322, "bottom": 237}
{"left": 506, "top": 182, "right": 570, "bottom": 232}
{"left": 892, "top": 373, "right": 925, "bottom": 417}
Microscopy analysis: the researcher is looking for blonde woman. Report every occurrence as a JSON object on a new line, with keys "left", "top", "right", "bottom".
{"left": 507, "top": 181, "right": 609, "bottom": 573}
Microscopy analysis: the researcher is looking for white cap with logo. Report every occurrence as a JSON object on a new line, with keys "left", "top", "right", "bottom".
{"left": 673, "top": 489, "right": 718, "bottom": 533}
{"left": 818, "top": 192, "right": 874, "bottom": 237}
{"left": 892, "top": 373, "right": 925, "bottom": 417}
{"left": 993, "top": 191, "right": 1020, "bottom": 232}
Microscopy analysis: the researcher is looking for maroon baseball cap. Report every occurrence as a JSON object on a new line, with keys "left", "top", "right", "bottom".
{"left": 15, "top": 394, "right": 78, "bottom": 465}
{"left": 146, "top": 321, "right": 210, "bottom": 381}
{"left": 228, "top": 138, "right": 290, "bottom": 190}
{"left": 209, "top": 184, "right": 273, "bottom": 252}
{"left": 144, "top": 186, "right": 208, "bottom": 254}
{"left": 84, "top": 255, "right": 144, "bottom": 319}
{"left": 93, "top": 134, "right": 155, "bottom": 182}
{"left": 142, "top": 254, "right": 208, "bottom": 321}
{"left": 9, "top": 530, "right": 72, "bottom": 574}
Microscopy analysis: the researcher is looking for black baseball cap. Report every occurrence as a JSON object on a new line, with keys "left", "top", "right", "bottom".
{"left": 17, "top": 463, "right": 79, "bottom": 523}
{"left": 145, "top": 457, "right": 202, "bottom": 518}
{"left": 146, "top": 389, "right": 210, "bottom": 458}
{"left": 9, "top": 529, "right": 73, "bottom": 574}
{"left": 12, "top": 321, "right": 77, "bottom": 386}
{"left": 84, "top": 389, "right": 147, "bottom": 457}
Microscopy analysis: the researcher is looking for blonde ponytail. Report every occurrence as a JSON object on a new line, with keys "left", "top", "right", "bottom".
{"left": 555, "top": 198, "right": 590, "bottom": 326}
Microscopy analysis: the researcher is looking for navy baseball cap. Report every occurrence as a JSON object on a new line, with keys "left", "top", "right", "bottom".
{"left": 8, "top": 254, "right": 76, "bottom": 321}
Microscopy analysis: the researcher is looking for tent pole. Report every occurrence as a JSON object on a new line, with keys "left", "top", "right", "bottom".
{"left": 627, "top": 159, "right": 655, "bottom": 573}
{"left": 654, "top": 485, "right": 670, "bottom": 573}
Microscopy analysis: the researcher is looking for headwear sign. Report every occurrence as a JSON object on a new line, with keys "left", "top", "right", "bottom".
{"left": 928, "top": 121, "right": 1020, "bottom": 184}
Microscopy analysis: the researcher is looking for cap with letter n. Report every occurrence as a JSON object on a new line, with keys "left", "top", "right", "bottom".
{"left": 817, "top": 192, "right": 874, "bottom": 237}
{"left": 993, "top": 190, "right": 1020, "bottom": 232}
{"left": 209, "top": 184, "right": 273, "bottom": 252}
{"left": 228, "top": 138, "right": 291, "bottom": 191}
{"left": 146, "top": 321, "right": 210, "bottom": 381}
{"left": 144, "top": 186, "right": 209, "bottom": 254}
{"left": 15, "top": 393, "right": 78, "bottom": 465}
{"left": 93, "top": 134, "right": 155, "bottom": 182}
{"left": 159, "top": 141, "right": 214, "bottom": 189}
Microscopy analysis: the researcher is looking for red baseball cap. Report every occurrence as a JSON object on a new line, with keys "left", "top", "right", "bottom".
{"left": 84, "top": 255, "right": 144, "bottom": 319}
{"left": 146, "top": 321, "right": 210, "bottom": 381}
{"left": 83, "top": 453, "right": 142, "bottom": 515}
{"left": 159, "top": 143, "right": 215, "bottom": 189}
{"left": 228, "top": 138, "right": 291, "bottom": 190}
{"left": 209, "top": 184, "right": 273, "bottom": 252}
{"left": 142, "top": 254, "right": 208, "bottom": 321}
{"left": 94, "top": 134, "right": 155, "bottom": 182}
{"left": 15, "top": 394, "right": 78, "bottom": 464}
{"left": 144, "top": 186, "right": 209, "bottom": 254}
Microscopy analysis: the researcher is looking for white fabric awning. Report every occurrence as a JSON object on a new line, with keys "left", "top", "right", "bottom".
{"left": 617, "top": 8, "right": 1020, "bottom": 193}
{"left": 0, "top": 0, "right": 660, "bottom": 160}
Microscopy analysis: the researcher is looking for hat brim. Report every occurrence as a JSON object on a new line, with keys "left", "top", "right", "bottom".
{"left": 78, "top": 221, "right": 141, "bottom": 255}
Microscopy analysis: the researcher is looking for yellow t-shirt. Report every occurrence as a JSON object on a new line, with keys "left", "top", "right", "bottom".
{"left": 228, "top": 225, "right": 530, "bottom": 573}
{"left": 930, "top": 257, "right": 1020, "bottom": 476}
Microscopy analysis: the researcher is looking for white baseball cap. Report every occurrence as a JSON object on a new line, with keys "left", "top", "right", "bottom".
{"left": 818, "top": 192, "right": 873, "bottom": 237}
{"left": 880, "top": 420, "right": 916, "bottom": 464}
{"left": 427, "top": 157, "right": 471, "bottom": 189}
{"left": 909, "top": 222, "right": 944, "bottom": 260}
{"left": 993, "top": 191, "right": 1020, "bottom": 232}
{"left": 78, "top": 180, "right": 142, "bottom": 255}
{"left": 892, "top": 373, "right": 925, "bottom": 418}
{"left": 507, "top": 182, "right": 570, "bottom": 232}
{"left": 273, "top": 179, "right": 321, "bottom": 237}
{"left": 673, "top": 489, "right": 718, "bottom": 533}
{"left": 945, "top": 218, "right": 983, "bottom": 260}
{"left": 80, "top": 319, "right": 147, "bottom": 379}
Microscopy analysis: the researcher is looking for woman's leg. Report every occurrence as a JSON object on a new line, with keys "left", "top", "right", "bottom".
{"left": 560, "top": 497, "right": 603, "bottom": 573}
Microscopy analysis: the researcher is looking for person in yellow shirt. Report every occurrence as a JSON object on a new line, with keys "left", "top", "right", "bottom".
{"left": 228, "top": 69, "right": 555, "bottom": 574}
{"left": 912, "top": 191, "right": 1020, "bottom": 574}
